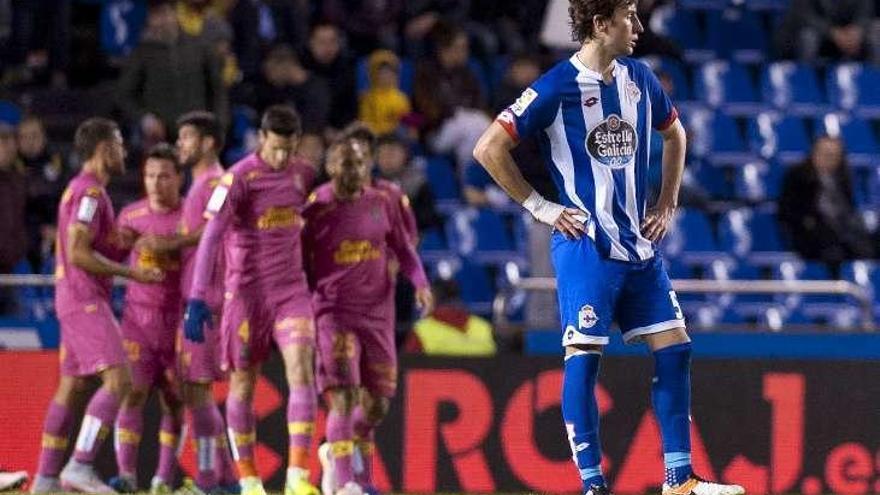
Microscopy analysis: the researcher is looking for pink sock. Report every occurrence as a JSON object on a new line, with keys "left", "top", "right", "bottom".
{"left": 190, "top": 405, "right": 218, "bottom": 489}
{"left": 352, "top": 406, "right": 375, "bottom": 487}
{"left": 155, "top": 414, "right": 182, "bottom": 484}
{"left": 36, "top": 401, "right": 75, "bottom": 477}
{"left": 114, "top": 406, "right": 144, "bottom": 477}
{"left": 73, "top": 388, "right": 121, "bottom": 464}
{"left": 327, "top": 409, "right": 355, "bottom": 490}
{"left": 287, "top": 386, "right": 316, "bottom": 467}
{"left": 225, "top": 395, "right": 256, "bottom": 474}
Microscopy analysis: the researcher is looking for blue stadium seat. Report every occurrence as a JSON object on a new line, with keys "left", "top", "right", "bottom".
{"left": 418, "top": 227, "right": 454, "bottom": 264}
{"left": 693, "top": 60, "right": 762, "bottom": 116}
{"left": 801, "top": 303, "right": 862, "bottom": 328}
{"left": 452, "top": 258, "right": 495, "bottom": 316}
{"left": 705, "top": 9, "right": 768, "bottom": 64}
{"left": 681, "top": 107, "right": 754, "bottom": 165}
{"left": 734, "top": 302, "right": 809, "bottom": 330}
{"left": 639, "top": 56, "right": 692, "bottom": 101}
{"left": 744, "top": 0, "right": 789, "bottom": 11}
{"left": 841, "top": 260, "right": 880, "bottom": 301}
{"left": 747, "top": 112, "right": 810, "bottom": 164}
{"left": 677, "top": 0, "right": 728, "bottom": 13}
{"left": 666, "top": 209, "right": 729, "bottom": 268}
{"left": 689, "top": 161, "right": 732, "bottom": 199}
{"left": 446, "top": 208, "right": 522, "bottom": 265}
{"left": 650, "top": 7, "right": 713, "bottom": 63}
{"left": 720, "top": 208, "right": 788, "bottom": 260}
{"left": 814, "top": 113, "right": 880, "bottom": 167}
{"left": 0, "top": 100, "right": 21, "bottom": 126}
{"left": 826, "top": 63, "right": 880, "bottom": 118}
{"left": 759, "top": 62, "right": 827, "bottom": 117}
{"left": 732, "top": 160, "right": 784, "bottom": 201}
{"left": 421, "top": 155, "right": 461, "bottom": 212}
{"left": 468, "top": 59, "right": 491, "bottom": 102}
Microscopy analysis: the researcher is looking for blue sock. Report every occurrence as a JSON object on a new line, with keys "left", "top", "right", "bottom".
{"left": 652, "top": 342, "right": 694, "bottom": 486}
{"left": 562, "top": 351, "right": 605, "bottom": 490}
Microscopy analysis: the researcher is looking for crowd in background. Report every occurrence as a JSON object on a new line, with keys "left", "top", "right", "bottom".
{"left": 1, "top": 0, "right": 880, "bottom": 308}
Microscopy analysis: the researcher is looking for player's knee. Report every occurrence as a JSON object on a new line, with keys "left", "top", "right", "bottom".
{"left": 366, "top": 397, "right": 390, "bottom": 425}
{"left": 184, "top": 382, "right": 213, "bottom": 407}
{"left": 229, "top": 371, "right": 256, "bottom": 401}
{"left": 124, "top": 388, "right": 150, "bottom": 408}
{"left": 103, "top": 366, "right": 133, "bottom": 397}
{"left": 326, "top": 388, "right": 358, "bottom": 414}
{"left": 54, "top": 377, "right": 87, "bottom": 405}
{"left": 284, "top": 344, "right": 315, "bottom": 385}
{"left": 565, "top": 344, "right": 604, "bottom": 356}
{"left": 645, "top": 327, "right": 690, "bottom": 352}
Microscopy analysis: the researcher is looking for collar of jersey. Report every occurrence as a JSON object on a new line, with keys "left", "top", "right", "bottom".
{"left": 569, "top": 54, "right": 621, "bottom": 82}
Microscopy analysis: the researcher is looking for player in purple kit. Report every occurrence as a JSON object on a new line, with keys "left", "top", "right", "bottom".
{"left": 110, "top": 144, "right": 185, "bottom": 494}
{"left": 324, "top": 124, "right": 418, "bottom": 493}
{"left": 184, "top": 105, "right": 320, "bottom": 495}
{"left": 31, "top": 118, "right": 163, "bottom": 494}
{"left": 303, "top": 138, "right": 433, "bottom": 495}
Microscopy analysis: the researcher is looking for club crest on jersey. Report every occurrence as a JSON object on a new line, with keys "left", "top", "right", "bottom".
{"left": 578, "top": 304, "right": 598, "bottom": 329}
{"left": 626, "top": 80, "right": 641, "bottom": 102}
{"left": 586, "top": 113, "right": 637, "bottom": 169}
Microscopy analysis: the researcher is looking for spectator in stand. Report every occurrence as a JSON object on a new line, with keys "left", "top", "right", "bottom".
{"left": 413, "top": 20, "right": 486, "bottom": 134}
{"left": 228, "top": 0, "right": 310, "bottom": 79}
{"left": 297, "top": 132, "right": 326, "bottom": 172}
{"left": 176, "top": 0, "right": 240, "bottom": 87}
{"left": 17, "top": 116, "right": 69, "bottom": 271}
{"left": 241, "top": 44, "right": 331, "bottom": 133}
{"left": 404, "top": 279, "right": 496, "bottom": 356}
{"left": 375, "top": 134, "right": 442, "bottom": 235}
{"left": 778, "top": 135, "right": 876, "bottom": 268}
{"left": 116, "top": 0, "right": 228, "bottom": 136}
{"left": 492, "top": 53, "right": 541, "bottom": 113}
{"left": 0, "top": 124, "right": 28, "bottom": 313}
{"left": 775, "top": 0, "right": 877, "bottom": 61}
{"left": 321, "top": 0, "right": 402, "bottom": 56}
{"left": 359, "top": 50, "right": 412, "bottom": 136}
{"left": 301, "top": 23, "right": 358, "bottom": 129}
{"left": 3, "top": 0, "right": 70, "bottom": 88}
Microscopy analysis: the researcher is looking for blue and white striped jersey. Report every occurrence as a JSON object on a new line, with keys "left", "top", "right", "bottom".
{"left": 498, "top": 54, "right": 678, "bottom": 262}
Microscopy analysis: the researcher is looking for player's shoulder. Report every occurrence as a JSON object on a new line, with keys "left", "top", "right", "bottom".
{"left": 68, "top": 173, "right": 105, "bottom": 200}
{"left": 373, "top": 177, "right": 403, "bottom": 196}
{"left": 533, "top": 58, "right": 579, "bottom": 91}
{"left": 617, "top": 57, "right": 654, "bottom": 82}
{"left": 305, "top": 183, "right": 334, "bottom": 208}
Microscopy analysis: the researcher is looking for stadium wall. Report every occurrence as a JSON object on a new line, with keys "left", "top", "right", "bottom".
{"left": 1, "top": 352, "right": 878, "bottom": 494}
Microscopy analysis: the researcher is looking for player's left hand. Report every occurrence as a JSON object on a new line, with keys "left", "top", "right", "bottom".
{"left": 183, "top": 299, "right": 213, "bottom": 343}
{"left": 641, "top": 202, "right": 676, "bottom": 242}
{"left": 415, "top": 287, "right": 435, "bottom": 317}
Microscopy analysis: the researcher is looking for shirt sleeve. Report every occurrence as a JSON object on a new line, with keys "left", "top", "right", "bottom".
{"left": 189, "top": 172, "right": 243, "bottom": 299}
{"left": 385, "top": 195, "right": 428, "bottom": 290}
{"left": 643, "top": 64, "right": 678, "bottom": 131}
{"left": 496, "top": 72, "right": 561, "bottom": 141}
{"left": 73, "top": 188, "right": 105, "bottom": 236}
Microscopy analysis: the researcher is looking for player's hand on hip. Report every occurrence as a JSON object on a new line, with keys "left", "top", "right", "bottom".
{"left": 130, "top": 266, "right": 164, "bottom": 283}
{"left": 415, "top": 287, "right": 435, "bottom": 317}
{"left": 183, "top": 299, "right": 212, "bottom": 343}
{"left": 641, "top": 203, "right": 676, "bottom": 242}
{"left": 522, "top": 191, "right": 588, "bottom": 239}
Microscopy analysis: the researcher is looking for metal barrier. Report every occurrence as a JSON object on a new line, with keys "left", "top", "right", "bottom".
{"left": 493, "top": 277, "right": 876, "bottom": 331}
{"left": 0, "top": 274, "right": 125, "bottom": 287}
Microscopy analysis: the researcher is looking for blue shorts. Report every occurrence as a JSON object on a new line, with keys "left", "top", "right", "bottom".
{"left": 550, "top": 232, "right": 685, "bottom": 346}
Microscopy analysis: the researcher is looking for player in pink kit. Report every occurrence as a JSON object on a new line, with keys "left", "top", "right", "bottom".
{"left": 31, "top": 118, "right": 163, "bottom": 494}
{"left": 111, "top": 144, "right": 185, "bottom": 494}
{"left": 304, "top": 138, "right": 433, "bottom": 495}
{"left": 184, "top": 105, "right": 320, "bottom": 495}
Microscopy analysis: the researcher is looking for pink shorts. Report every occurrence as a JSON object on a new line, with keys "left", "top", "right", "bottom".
{"left": 177, "top": 306, "right": 225, "bottom": 383}
{"left": 315, "top": 309, "right": 397, "bottom": 398}
{"left": 120, "top": 303, "right": 180, "bottom": 389}
{"left": 59, "top": 300, "right": 126, "bottom": 377}
{"left": 220, "top": 286, "right": 314, "bottom": 371}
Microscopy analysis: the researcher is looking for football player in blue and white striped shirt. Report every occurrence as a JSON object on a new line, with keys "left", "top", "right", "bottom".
{"left": 473, "top": 1, "right": 745, "bottom": 495}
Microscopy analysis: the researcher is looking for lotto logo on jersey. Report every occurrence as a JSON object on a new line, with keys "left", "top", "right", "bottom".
{"left": 510, "top": 88, "right": 538, "bottom": 117}
{"left": 586, "top": 114, "right": 637, "bottom": 168}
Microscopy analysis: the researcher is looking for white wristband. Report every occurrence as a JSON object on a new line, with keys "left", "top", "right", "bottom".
{"left": 522, "top": 190, "right": 565, "bottom": 226}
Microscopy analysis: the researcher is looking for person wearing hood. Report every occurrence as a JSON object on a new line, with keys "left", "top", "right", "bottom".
{"left": 358, "top": 50, "right": 412, "bottom": 136}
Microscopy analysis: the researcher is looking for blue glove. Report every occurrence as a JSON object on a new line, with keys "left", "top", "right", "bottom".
{"left": 183, "top": 299, "right": 212, "bottom": 343}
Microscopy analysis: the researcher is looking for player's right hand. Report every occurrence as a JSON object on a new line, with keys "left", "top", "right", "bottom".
{"left": 553, "top": 208, "right": 590, "bottom": 240}
{"left": 130, "top": 266, "right": 164, "bottom": 283}
{"left": 183, "top": 299, "right": 213, "bottom": 343}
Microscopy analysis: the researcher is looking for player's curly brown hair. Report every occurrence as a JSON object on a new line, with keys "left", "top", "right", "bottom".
{"left": 569, "top": 0, "right": 636, "bottom": 43}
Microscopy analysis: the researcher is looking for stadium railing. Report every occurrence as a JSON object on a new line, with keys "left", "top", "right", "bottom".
{"left": 493, "top": 276, "right": 876, "bottom": 331}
